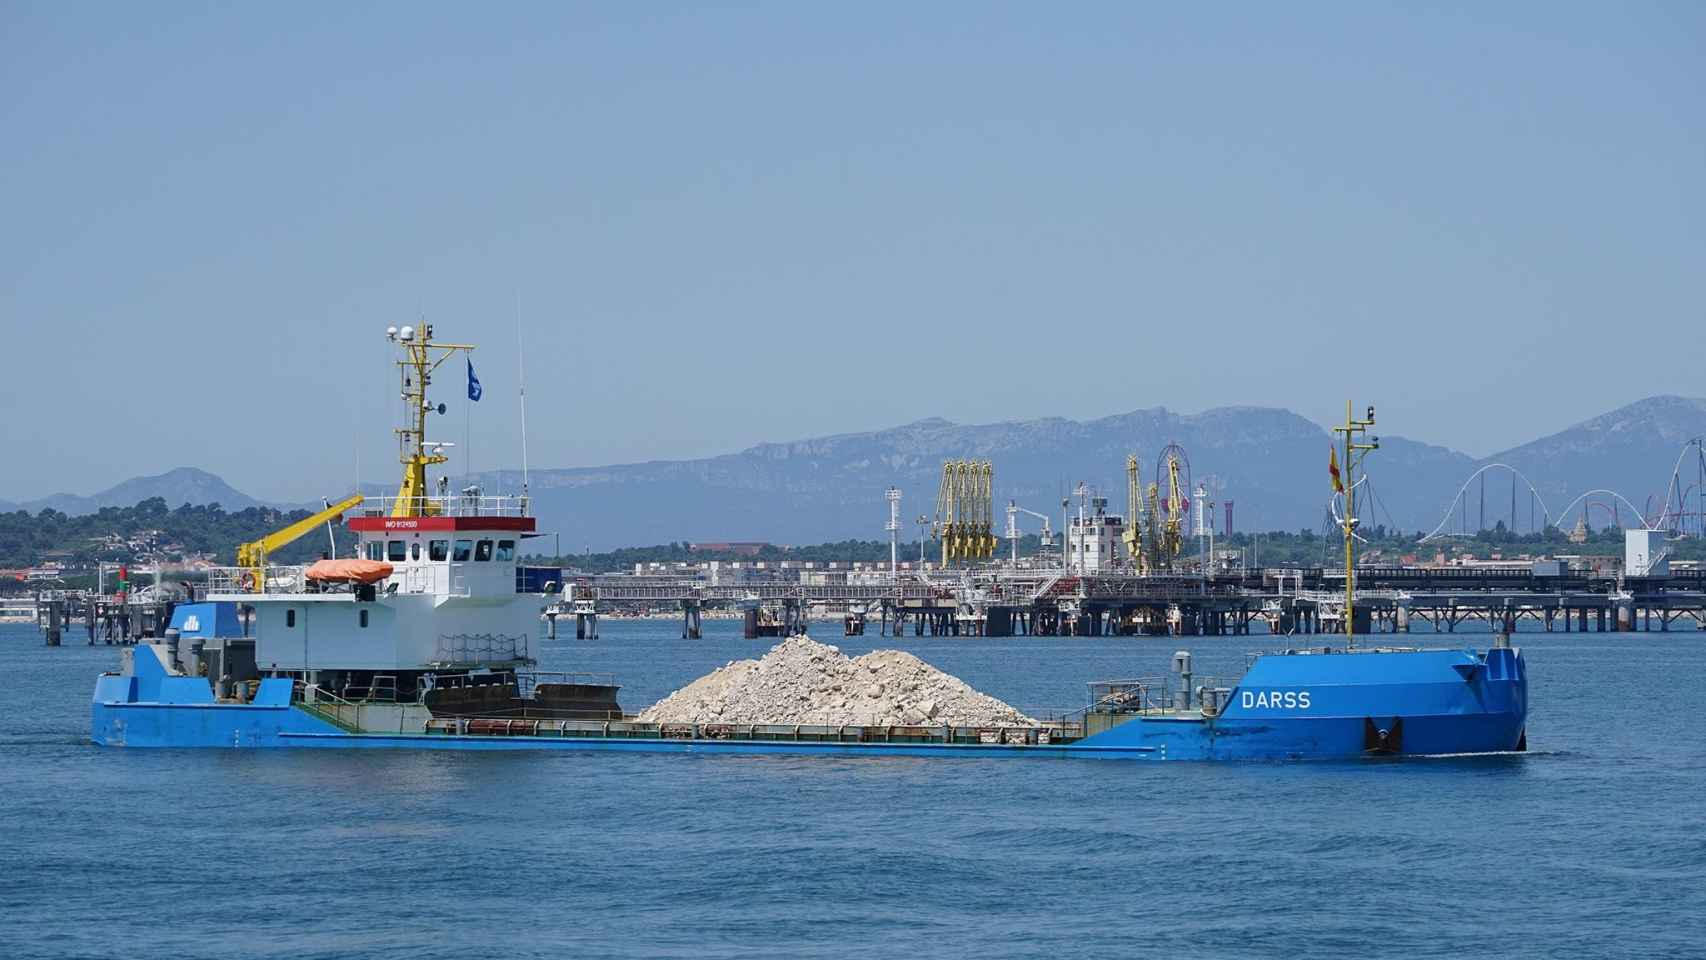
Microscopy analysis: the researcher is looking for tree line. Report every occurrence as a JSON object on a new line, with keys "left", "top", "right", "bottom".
{"left": 0, "top": 498, "right": 324, "bottom": 569}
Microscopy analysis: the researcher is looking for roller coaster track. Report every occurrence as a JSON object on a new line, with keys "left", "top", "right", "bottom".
{"left": 1550, "top": 489, "right": 1654, "bottom": 533}
{"left": 1419, "top": 463, "right": 1554, "bottom": 543}
{"left": 1653, "top": 437, "right": 1706, "bottom": 535}
{"left": 1415, "top": 434, "right": 1706, "bottom": 543}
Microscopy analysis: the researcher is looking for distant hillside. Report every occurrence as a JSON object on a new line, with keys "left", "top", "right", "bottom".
{"left": 475, "top": 406, "right": 1476, "bottom": 550}
{"left": 8, "top": 397, "right": 1704, "bottom": 551}
{"left": 9, "top": 467, "right": 262, "bottom": 516}
{"left": 482, "top": 399, "right": 1706, "bottom": 550}
{"left": 1478, "top": 396, "right": 1706, "bottom": 529}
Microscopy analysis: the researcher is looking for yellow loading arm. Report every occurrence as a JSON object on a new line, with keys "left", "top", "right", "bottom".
{"left": 932, "top": 459, "right": 996, "bottom": 565}
{"left": 236, "top": 494, "right": 366, "bottom": 589}
{"left": 934, "top": 461, "right": 957, "bottom": 565}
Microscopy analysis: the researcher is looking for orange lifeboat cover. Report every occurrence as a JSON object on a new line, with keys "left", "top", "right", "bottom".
{"left": 304, "top": 559, "right": 394, "bottom": 584}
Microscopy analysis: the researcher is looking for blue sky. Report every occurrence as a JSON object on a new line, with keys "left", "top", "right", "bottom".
{"left": 2, "top": 2, "right": 1701, "bottom": 502}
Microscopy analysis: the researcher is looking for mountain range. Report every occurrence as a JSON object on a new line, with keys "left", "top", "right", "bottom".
{"left": 0, "top": 467, "right": 263, "bottom": 517}
{"left": 6, "top": 397, "right": 1703, "bottom": 550}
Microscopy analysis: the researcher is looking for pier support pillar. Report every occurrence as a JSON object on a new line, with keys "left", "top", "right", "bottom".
{"left": 45, "top": 601, "right": 62, "bottom": 647}
{"left": 1351, "top": 607, "right": 1372, "bottom": 636}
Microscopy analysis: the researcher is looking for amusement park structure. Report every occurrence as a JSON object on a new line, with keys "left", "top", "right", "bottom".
{"left": 1156, "top": 443, "right": 1191, "bottom": 569}
{"left": 1418, "top": 437, "right": 1706, "bottom": 546}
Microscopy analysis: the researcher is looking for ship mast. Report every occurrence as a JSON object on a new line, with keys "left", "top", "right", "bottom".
{"left": 1333, "top": 401, "right": 1378, "bottom": 647}
{"left": 387, "top": 323, "right": 475, "bottom": 517}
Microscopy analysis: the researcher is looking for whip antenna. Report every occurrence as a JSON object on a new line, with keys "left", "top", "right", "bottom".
{"left": 517, "top": 291, "right": 530, "bottom": 505}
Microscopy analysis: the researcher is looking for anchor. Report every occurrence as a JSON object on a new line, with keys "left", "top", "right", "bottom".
{"left": 1362, "top": 716, "right": 1404, "bottom": 754}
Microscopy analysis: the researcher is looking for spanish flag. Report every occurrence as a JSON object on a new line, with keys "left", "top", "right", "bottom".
{"left": 1329, "top": 447, "right": 1344, "bottom": 494}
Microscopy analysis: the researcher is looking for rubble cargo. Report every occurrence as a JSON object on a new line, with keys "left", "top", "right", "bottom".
{"left": 637, "top": 636, "right": 1037, "bottom": 728}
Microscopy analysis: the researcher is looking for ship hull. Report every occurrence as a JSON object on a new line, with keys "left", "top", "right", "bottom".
{"left": 92, "top": 646, "right": 1526, "bottom": 761}
{"left": 89, "top": 703, "right": 1522, "bottom": 760}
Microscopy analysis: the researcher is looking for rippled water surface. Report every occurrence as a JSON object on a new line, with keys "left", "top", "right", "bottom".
{"left": 2, "top": 619, "right": 1702, "bottom": 959}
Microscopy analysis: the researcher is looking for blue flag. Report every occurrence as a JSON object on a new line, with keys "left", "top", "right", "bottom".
{"left": 467, "top": 358, "right": 482, "bottom": 401}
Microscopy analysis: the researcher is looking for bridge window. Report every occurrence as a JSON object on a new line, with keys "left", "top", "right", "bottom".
{"left": 495, "top": 539, "right": 515, "bottom": 562}
{"left": 387, "top": 540, "right": 407, "bottom": 562}
{"left": 452, "top": 539, "right": 473, "bottom": 562}
{"left": 474, "top": 539, "right": 494, "bottom": 562}
{"left": 364, "top": 541, "right": 383, "bottom": 561}
{"left": 286, "top": 609, "right": 296, "bottom": 628}
{"left": 410, "top": 542, "right": 421, "bottom": 561}
{"left": 429, "top": 539, "right": 448, "bottom": 561}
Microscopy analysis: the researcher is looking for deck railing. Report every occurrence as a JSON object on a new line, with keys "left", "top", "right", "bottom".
{"left": 432, "top": 633, "right": 532, "bottom": 667}
{"left": 357, "top": 494, "right": 530, "bottom": 518}
{"left": 204, "top": 565, "right": 312, "bottom": 595}
{"left": 297, "top": 684, "right": 367, "bottom": 733}
{"left": 1087, "top": 675, "right": 1238, "bottom": 716}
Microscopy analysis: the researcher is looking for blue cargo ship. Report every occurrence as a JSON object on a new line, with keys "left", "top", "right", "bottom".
{"left": 92, "top": 628, "right": 1526, "bottom": 760}
{"left": 87, "top": 330, "right": 1528, "bottom": 760}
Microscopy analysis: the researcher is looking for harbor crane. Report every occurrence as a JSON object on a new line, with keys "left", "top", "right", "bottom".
{"left": 1124, "top": 455, "right": 1152, "bottom": 573}
{"left": 1005, "top": 500, "right": 1055, "bottom": 565}
{"left": 235, "top": 493, "right": 366, "bottom": 592}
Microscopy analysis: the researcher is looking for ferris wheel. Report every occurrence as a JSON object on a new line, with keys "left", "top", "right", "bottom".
{"left": 1153, "top": 443, "right": 1193, "bottom": 520}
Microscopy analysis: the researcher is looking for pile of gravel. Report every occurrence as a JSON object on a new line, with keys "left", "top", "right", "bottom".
{"left": 637, "top": 636, "right": 1037, "bottom": 728}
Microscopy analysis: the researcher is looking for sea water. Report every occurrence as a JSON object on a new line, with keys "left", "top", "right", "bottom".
{"left": 1, "top": 619, "right": 1701, "bottom": 959}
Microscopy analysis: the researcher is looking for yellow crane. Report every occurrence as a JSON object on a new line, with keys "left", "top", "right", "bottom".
{"left": 235, "top": 494, "right": 366, "bottom": 592}
{"left": 1162, "top": 454, "right": 1186, "bottom": 565}
{"left": 1123, "top": 454, "right": 1147, "bottom": 573}
{"left": 1146, "top": 482, "right": 1163, "bottom": 570}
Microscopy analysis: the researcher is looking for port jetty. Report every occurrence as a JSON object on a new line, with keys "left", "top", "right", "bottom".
{"left": 25, "top": 537, "right": 1704, "bottom": 647}
{"left": 543, "top": 558, "right": 1706, "bottom": 641}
